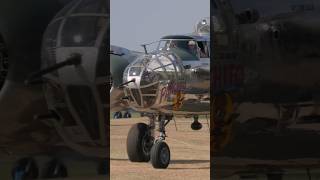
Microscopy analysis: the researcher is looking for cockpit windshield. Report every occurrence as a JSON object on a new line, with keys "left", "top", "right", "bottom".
{"left": 157, "top": 39, "right": 210, "bottom": 59}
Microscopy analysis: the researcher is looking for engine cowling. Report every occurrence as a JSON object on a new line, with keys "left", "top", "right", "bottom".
{"left": 110, "top": 54, "right": 131, "bottom": 111}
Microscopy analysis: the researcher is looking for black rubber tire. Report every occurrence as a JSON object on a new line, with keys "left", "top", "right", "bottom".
{"left": 127, "top": 123, "right": 151, "bottom": 162}
{"left": 12, "top": 158, "right": 39, "bottom": 180}
{"left": 150, "top": 141, "right": 170, "bottom": 169}
{"left": 42, "top": 159, "right": 68, "bottom": 178}
{"left": 113, "top": 112, "right": 118, "bottom": 119}
{"left": 113, "top": 112, "right": 123, "bottom": 119}
{"left": 124, "top": 112, "right": 131, "bottom": 118}
{"left": 117, "top": 112, "right": 123, "bottom": 119}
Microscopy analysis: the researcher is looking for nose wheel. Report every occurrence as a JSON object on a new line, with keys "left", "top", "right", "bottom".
{"left": 150, "top": 140, "right": 170, "bottom": 169}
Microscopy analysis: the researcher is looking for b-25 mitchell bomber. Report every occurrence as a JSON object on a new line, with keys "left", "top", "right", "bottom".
{"left": 110, "top": 17, "right": 210, "bottom": 169}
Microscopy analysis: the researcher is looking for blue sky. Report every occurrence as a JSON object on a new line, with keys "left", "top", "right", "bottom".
{"left": 110, "top": 0, "right": 209, "bottom": 51}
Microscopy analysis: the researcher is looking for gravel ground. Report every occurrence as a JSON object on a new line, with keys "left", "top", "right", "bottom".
{"left": 110, "top": 117, "right": 210, "bottom": 180}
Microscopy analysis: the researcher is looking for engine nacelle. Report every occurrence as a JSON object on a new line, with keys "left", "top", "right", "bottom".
{"left": 110, "top": 56, "right": 128, "bottom": 112}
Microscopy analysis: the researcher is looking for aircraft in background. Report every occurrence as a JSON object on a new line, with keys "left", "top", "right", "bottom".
{"left": 110, "top": 17, "right": 210, "bottom": 168}
{"left": 0, "top": 0, "right": 108, "bottom": 179}
{"left": 110, "top": 45, "right": 139, "bottom": 119}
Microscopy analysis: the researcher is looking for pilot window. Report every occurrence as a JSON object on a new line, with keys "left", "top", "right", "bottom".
{"left": 158, "top": 40, "right": 169, "bottom": 50}
{"left": 157, "top": 39, "right": 200, "bottom": 60}
{"left": 158, "top": 40, "right": 193, "bottom": 52}
{"left": 173, "top": 40, "right": 191, "bottom": 52}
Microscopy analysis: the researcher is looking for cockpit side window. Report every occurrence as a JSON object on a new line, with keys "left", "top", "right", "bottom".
{"left": 158, "top": 40, "right": 168, "bottom": 50}
{"left": 176, "top": 40, "right": 191, "bottom": 51}
{"left": 157, "top": 39, "right": 200, "bottom": 60}
{"left": 197, "top": 41, "right": 210, "bottom": 58}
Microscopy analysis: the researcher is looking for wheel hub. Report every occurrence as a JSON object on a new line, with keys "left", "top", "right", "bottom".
{"left": 160, "top": 146, "right": 170, "bottom": 165}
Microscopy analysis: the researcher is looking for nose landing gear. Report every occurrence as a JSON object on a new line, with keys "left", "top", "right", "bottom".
{"left": 126, "top": 114, "right": 172, "bottom": 169}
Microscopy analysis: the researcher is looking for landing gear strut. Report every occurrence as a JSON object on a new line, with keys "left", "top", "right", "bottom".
{"left": 127, "top": 114, "right": 171, "bottom": 169}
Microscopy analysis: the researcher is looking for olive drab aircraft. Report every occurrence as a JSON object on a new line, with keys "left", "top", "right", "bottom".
{"left": 110, "top": 45, "right": 139, "bottom": 119}
{"left": 110, "top": 17, "right": 210, "bottom": 169}
{"left": 211, "top": 0, "right": 320, "bottom": 178}
{"left": 0, "top": 0, "right": 108, "bottom": 179}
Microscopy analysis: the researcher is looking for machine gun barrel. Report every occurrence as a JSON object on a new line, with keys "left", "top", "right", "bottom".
{"left": 25, "top": 54, "right": 82, "bottom": 85}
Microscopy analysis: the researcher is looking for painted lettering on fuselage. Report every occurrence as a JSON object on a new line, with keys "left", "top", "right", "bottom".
{"left": 159, "top": 82, "right": 186, "bottom": 104}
